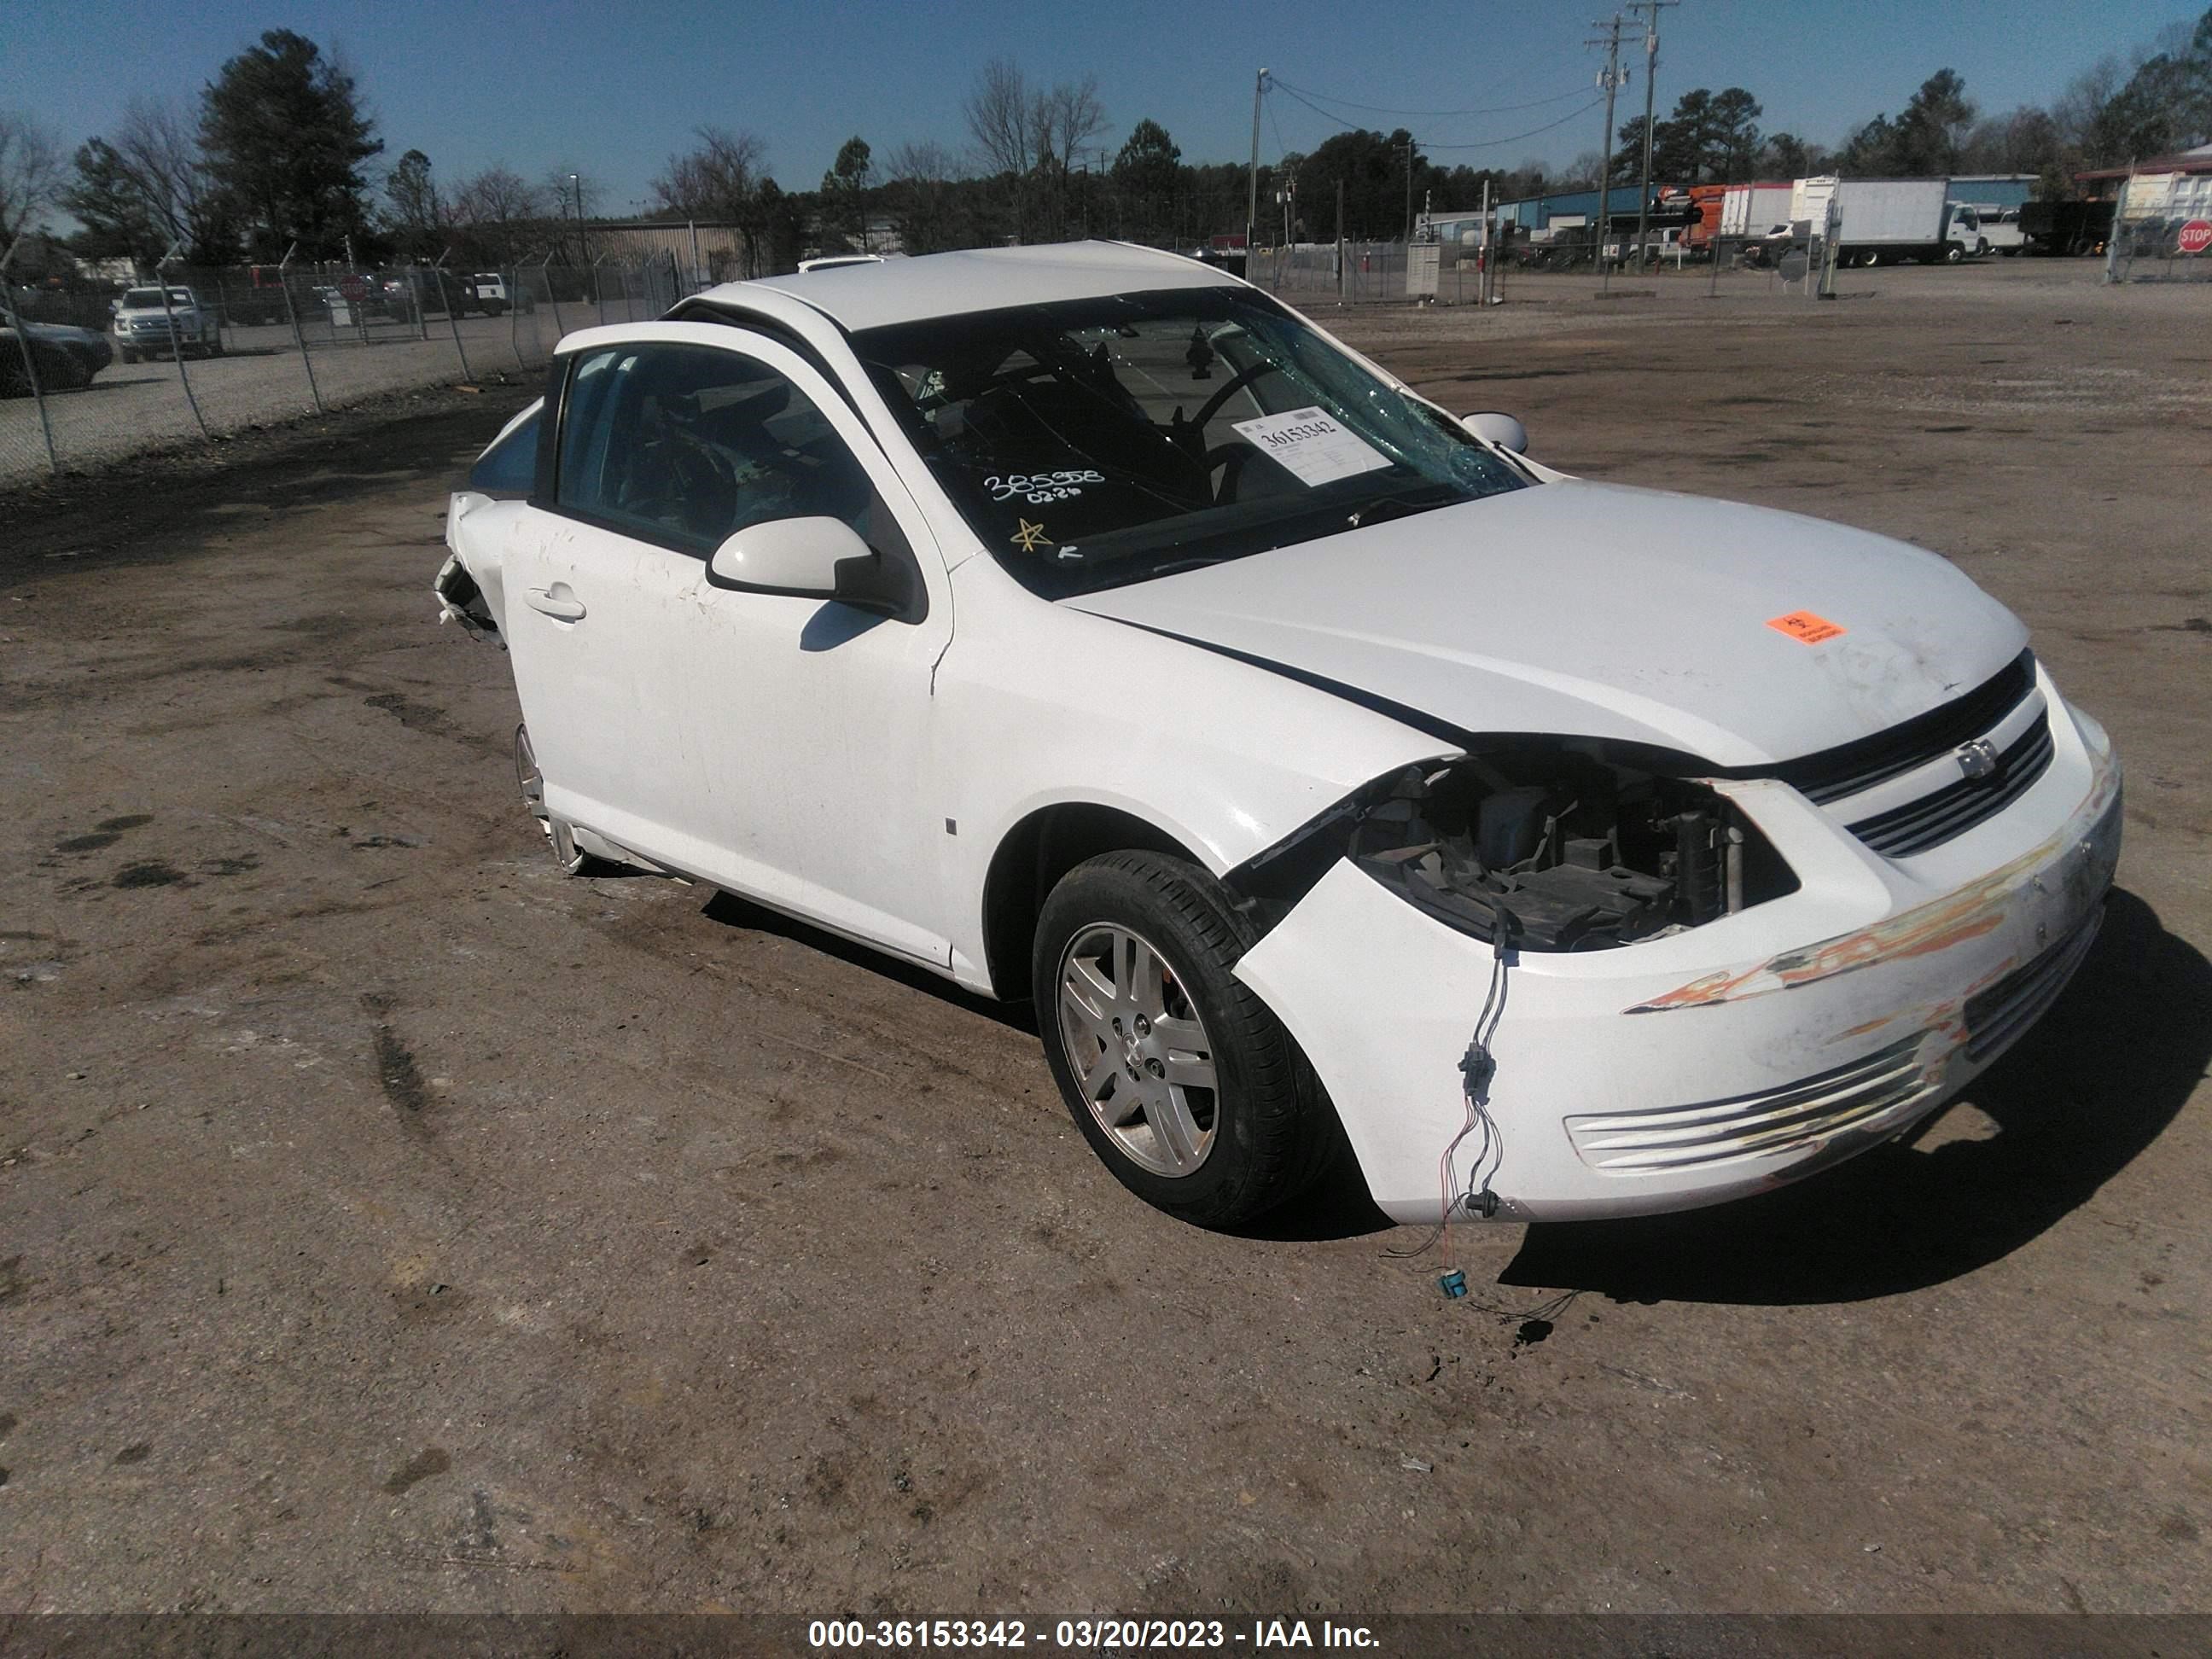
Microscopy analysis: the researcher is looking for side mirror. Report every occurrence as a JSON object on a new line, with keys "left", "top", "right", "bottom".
{"left": 708, "top": 515, "right": 869, "bottom": 597}
{"left": 707, "top": 515, "right": 922, "bottom": 621}
{"left": 1461, "top": 411, "right": 1528, "bottom": 453}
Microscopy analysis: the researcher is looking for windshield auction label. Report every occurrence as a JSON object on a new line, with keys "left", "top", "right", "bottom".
{"left": 1230, "top": 407, "right": 1391, "bottom": 487}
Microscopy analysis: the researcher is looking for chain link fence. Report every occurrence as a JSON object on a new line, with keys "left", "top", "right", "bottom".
{"left": 1, "top": 254, "right": 684, "bottom": 487}
{"left": 2104, "top": 171, "right": 2212, "bottom": 284}
{"left": 1249, "top": 242, "right": 1410, "bottom": 304}
{"left": 1246, "top": 230, "right": 1838, "bottom": 306}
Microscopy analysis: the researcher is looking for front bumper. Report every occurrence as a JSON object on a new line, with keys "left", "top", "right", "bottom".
{"left": 1235, "top": 674, "right": 2122, "bottom": 1224}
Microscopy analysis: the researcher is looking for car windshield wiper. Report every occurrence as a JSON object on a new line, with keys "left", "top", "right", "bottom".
{"left": 1345, "top": 488, "right": 1459, "bottom": 530}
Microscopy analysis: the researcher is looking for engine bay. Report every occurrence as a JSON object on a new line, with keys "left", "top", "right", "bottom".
{"left": 1338, "top": 751, "right": 1796, "bottom": 952}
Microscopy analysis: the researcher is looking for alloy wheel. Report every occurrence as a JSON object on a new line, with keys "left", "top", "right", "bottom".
{"left": 1056, "top": 923, "right": 1220, "bottom": 1178}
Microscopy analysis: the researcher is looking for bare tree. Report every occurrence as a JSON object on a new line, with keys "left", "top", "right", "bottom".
{"left": 544, "top": 169, "right": 604, "bottom": 221}
{"left": 1, "top": 109, "right": 64, "bottom": 245}
{"left": 2052, "top": 56, "right": 2124, "bottom": 151}
{"left": 112, "top": 99, "right": 216, "bottom": 253}
{"left": 652, "top": 126, "right": 767, "bottom": 216}
{"left": 886, "top": 140, "right": 970, "bottom": 253}
{"left": 886, "top": 140, "right": 964, "bottom": 184}
{"left": 1557, "top": 149, "right": 1607, "bottom": 190}
{"left": 651, "top": 127, "right": 773, "bottom": 275}
{"left": 1033, "top": 73, "right": 1109, "bottom": 174}
{"left": 452, "top": 166, "right": 542, "bottom": 224}
{"left": 449, "top": 166, "right": 544, "bottom": 261}
{"left": 963, "top": 57, "right": 1034, "bottom": 175}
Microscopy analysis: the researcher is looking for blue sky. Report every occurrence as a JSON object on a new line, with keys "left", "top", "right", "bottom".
{"left": 3, "top": 0, "right": 2197, "bottom": 213}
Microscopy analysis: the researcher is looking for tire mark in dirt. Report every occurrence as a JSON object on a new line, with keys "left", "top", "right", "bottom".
{"left": 362, "top": 690, "right": 458, "bottom": 739}
{"left": 384, "top": 1447, "right": 451, "bottom": 1495}
{"left": 362, "top": 992, "right": 435, "bottom": 1138}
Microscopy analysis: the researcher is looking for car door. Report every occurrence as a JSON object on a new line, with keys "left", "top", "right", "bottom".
{"left": 504, "top": 323, "right": 959, "bottom": 967}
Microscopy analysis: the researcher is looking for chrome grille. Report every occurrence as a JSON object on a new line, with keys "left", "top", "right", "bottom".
{"left": 1565, "top": 1034, "right": 1933, "bottom": 1173}
{"left": 1846, "top": 713, "right": 2054, "bottom": 858}
{"left": 1963, "top": 909, "right": 2103, "bottom": 1063}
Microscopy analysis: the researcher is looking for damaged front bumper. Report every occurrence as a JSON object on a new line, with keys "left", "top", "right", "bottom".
{"left": 1234, "top": 679, "right": 2122, "bottom": 1224}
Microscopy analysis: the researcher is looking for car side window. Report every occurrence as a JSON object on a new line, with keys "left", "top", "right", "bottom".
{"left": 554, "top": 342, "right": 873, "bottom": 556}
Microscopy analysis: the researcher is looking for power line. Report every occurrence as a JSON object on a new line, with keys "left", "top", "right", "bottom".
{"left": 1270, "top": 79, "right": 1604, "bottom": 153}
{"left": 1420, "top": 100, "right": 1607, "bottom": 152}
{"left": 1268, "top": 76, "right": 1592, "bottom": 120}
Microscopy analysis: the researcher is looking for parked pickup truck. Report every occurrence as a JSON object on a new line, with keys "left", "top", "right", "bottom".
{"left": 111, "top": 285, "right": 223, "bottom": 362}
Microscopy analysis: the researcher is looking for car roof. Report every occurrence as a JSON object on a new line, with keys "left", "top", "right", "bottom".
{"left": 708, "top": 241, "right": 1241, "bottom": 332}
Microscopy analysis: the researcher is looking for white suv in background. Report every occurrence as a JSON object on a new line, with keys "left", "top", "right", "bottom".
{"left": 110, "top": 285, "right": 222, "bottom": 362}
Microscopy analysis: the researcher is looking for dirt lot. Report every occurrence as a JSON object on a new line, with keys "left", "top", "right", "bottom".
{"left": 2, "top": 258, "right": 2208, "bottom": 1620}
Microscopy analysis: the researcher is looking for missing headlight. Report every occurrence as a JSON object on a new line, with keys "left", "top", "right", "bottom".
{"left": 1347, "top": 754, "right": 1793, "bottom": 951}
{"left": 1231, "top": 748, "right": 1796, "bottom": 952}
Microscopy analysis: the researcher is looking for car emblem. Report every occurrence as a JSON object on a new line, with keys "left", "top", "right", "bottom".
{"left": 1955, "top": 737, "right": 2001, "bottom": 782}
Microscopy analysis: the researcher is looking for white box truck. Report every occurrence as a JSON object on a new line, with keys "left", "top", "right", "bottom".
{"left": 1831, "top": 179, "right": 1983, "bottom": 265}
{"left": 1720, "top": 182, "right": 1795, "bottom": 239}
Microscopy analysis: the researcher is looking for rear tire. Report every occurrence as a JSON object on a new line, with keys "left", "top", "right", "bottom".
{"left": 1033, "top": 851, "right": 1339, "bottom": 1228}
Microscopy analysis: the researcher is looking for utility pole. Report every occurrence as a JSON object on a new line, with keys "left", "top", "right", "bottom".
{"left": 1477, "top": 178, "right": 1490, "bottom": 305}
{"left": 1246, "top": 69, "right": 1269, "bottom": 265}
{"left": 1627, "top": 0, "right": 1678, "bottom": 269}
{"left": 1404, "top": 140, "right": 1415, "bottom": 244}
{"left": 1586, "top": 15, "right": 1628, "bottom": 286}
{"left": 1336, "top": 178, "right": 1347, "bottom": 304}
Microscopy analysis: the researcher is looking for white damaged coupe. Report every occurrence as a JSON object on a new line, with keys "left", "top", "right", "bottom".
{"left": 435, "top": 242, "right": 2121, "bottom": 1230}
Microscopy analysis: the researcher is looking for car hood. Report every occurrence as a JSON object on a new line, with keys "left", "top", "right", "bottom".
{"left": 1062, "top": 480, "right": 2028, "bottom": 768}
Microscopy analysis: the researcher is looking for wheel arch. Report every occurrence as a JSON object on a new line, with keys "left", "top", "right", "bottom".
{"left": 980, "top": 801, "right": 1212, "bottom": 1000}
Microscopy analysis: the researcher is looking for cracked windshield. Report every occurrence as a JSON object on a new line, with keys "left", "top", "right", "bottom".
{"left": 854, "top": 286, "right": 1528, "bottom": 596}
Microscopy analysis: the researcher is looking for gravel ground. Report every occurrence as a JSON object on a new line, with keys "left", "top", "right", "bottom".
{"left": 1, "top": 256, "right": 2207, "bottom": 1621}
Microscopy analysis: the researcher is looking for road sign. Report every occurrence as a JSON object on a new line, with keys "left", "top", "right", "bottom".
{"left": 2178, "top": 219, "right": 2212, "bottom": 255}
{"left": 337, "top": 275, "right": 370, "bottom": 301}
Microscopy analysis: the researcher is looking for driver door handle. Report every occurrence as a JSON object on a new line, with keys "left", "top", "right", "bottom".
{"left": 525, "top": 587, "right": 585, "bottom": 621}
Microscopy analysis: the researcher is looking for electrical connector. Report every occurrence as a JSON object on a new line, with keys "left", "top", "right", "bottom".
{"left": 1438, "top": 1268, "right": 1468, "bottom": 1299}
{"left": 1458, "top": 1044, "right": 1496, "bottom": 1098}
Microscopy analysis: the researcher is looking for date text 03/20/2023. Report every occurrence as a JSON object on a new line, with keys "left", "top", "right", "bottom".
{"left": 806, "top": 1617, "right": 1380, "bottom": 1650}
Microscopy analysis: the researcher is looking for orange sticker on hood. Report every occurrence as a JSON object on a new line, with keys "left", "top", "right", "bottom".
{"left": 1767, "top": 610, "right": 1845, "bottom": 644}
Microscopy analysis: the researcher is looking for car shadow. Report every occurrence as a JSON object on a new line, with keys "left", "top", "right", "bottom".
{"left": 1497, "top": 888, "right": 2205, "bottom": 1305}
{"left": 1225, "top": 1127, "right": 1396, "bottom": 1242}
{"left": 696, "top": 888, "right": 1033, "bottom": 1034}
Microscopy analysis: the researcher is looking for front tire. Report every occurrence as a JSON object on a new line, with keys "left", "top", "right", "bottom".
{"left": 1033, "top": 852, "right": 1336, "bottom": 1227}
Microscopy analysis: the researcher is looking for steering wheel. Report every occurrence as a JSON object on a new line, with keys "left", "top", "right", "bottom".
{"left": 1190, "top": 360, "right": 1284, "bottom": 434}
{"left": 1185, "top": 362, "right": 1288, "bottom": 505}
{"left": 1202, "top": 443, "right": 1259, "bottom": 506}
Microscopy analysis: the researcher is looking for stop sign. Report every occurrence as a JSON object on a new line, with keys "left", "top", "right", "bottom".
{"left": 337, "top": 275, "right": 370, "bottom": 300}
{"left": 2178, "top": 219, "right": 2212, "bottom": 255}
